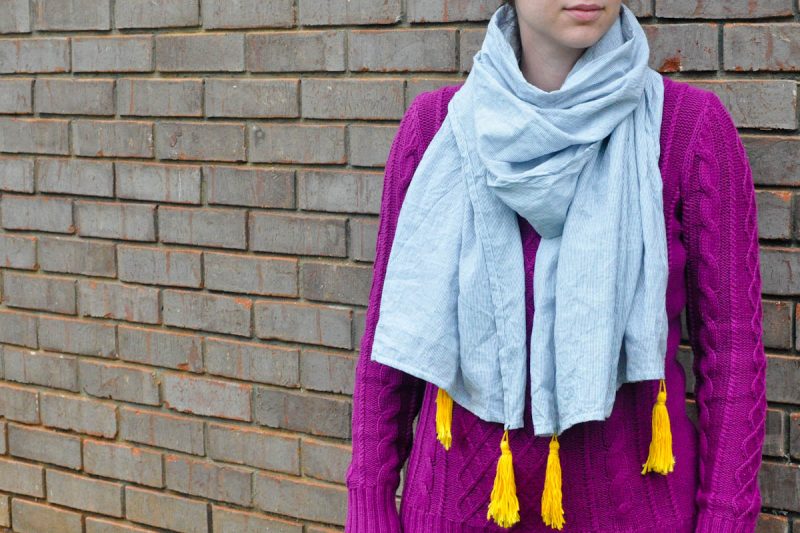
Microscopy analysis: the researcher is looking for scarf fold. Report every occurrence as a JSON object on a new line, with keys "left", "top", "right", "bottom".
{"left": 372, "top": 2, "right": 667, "bottom": 436}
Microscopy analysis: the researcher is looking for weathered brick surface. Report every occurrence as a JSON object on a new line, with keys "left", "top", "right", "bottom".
{"left": 11, "top": 498, "right": 81, "bottom": 532}
{"left": 118, "top": 324, "right": 203, "bottom": 372}
{"left": 75, "top": 200, "right": 156, "bottom": 241}
{"left": 1, "top": 194, "right": 73, "bottom": 232}
{"left": 118, "top": 244, "right": 202, "bottom": 287}
{"left": 349, "top": 29, "right": 458, "bottom": 72}
{"left": 0, "top": 457, "right": 44, "bottom": 498}
{"left": 299, "top": 0, "right": 401, "bottom": 25}
{"left": 0, "top": 381, "right": 40, "bottom": 423}
{"left": 253, "top": 471, "right": 347, "bottom": 525}
{"left": 85, "top": 439, "right": 162, "bottom": 487}
{"left": 207, "top": 422, "right": 300, "bottom": 474}
{"left": 156, "top": 33, "right": 245, "bottom": 72}
{"left": 162, "top": 371, "right": 252, "bottom": 421}
{"left": 39, "top": 236, "right": 116, "bottom": 277}
{"left": 249, "top": 123, "right": 346, "bottom": 164}
{"left": 37, "top": 157, "right": 114, "bottom": 197}
{"left": 0, "top": 156, "right": 35, "bottom": 192}
{"left": 125, "top": 486, "right": 208, "bottom": 532}
{"left": 0, "top": 0, "right": 31, "bottom": 34}
{"left": 116, "top": 161, "right": 201, "bottom": 204}
{"left": 120, "top": 405, "right": 205, "bottom": 455}
{"left": 206, "top": 78, "right": 299, "bottom": 118}
{"left": 0, "top": 117, "right": 69, "bottom": 154}
{"left": 73, "top": 119, "right": 154, "bottom": 158}
{"left": 2, "top": 271, "right": 76, "bottom": 314}
{"left": 46, "top": 469, "right": 124, "bottom": 516}
{"left": 205, "top": 336, "right": 299, "bottom": 386}
{"left": 0, "top": 2, "right": 793, "bottom": 528}
{"left": 163, "top": 288, "right": 251, "bottom": 335}
{"left": 40, "top": 392, "right": 116, "bottom": 438}
{"left": 0, "top": 78, "right": 32, "bottom": 113}
{"left": 204, "top": 252, "right": 297, "bottom": 296}
{"left": 0, "top": 38, "right": 70, "bottom": 73}
{"left": 204, "top": 165, "right": 295, "bottom": 208}
{"left": 643, "top": 24, "right": 718, "bottom": 72}
{"left": 254, "top": 386, "right": 351, "bottom": 438}
{"left": 254, "top": 300, "right": 352, "bottom": 349}
{"left": 249, "top": 212, "right": 347, "bottom": 256}
{"left": 33, "top": 0, "right": 111, "bottom": 31}
{"left": 165, "top": 453, "right": 252, "bottom": 505}
{"left": 203, "top": 0, "right": 294, "bottom": 29}
{"left": 38, "top": 315, "right": 116, "bottom": 358}
{"left": 246, "top": 31, "right": 345, "bottom": 72}
{"left": 3, "top": 346, "right": 79, "bottom": 391}
{"left": 117, "top": 78, "right": 203, "bottom": 117}
{"left": 0, "top": 233, "right": 37, "bottom": 269}
{"left": 211, "top": 504, "right": 303, "bottom": 533}
{"left": 155, "top": 121, "right": 245, "bottom": 162}
{"left": 159, "top": 206, "right": 247, "bottom": 249}
{"left": 72, "top": 36, "right": 153, "bottom": 72}
{"left": 302, "top": 78, "right": 404, "bottom": 119}
{"left": 655, "top": 0, "right": 792, "bottom": 18}
{"left": 7, "top": 423, "right": 82, "bottom": 469}
{"left": 77, "top": 279, "right": 160, "bottom": 324}
{"left": 301, "top": 437, "right": 351, "bottom": 483}
{"left": 115, "top": 0, "right": 199, "bottom": 29}
{"left": 79, "top": 359, "right": 160, "bottom": 405}
{"left": 35, "top": 78, "right": 115, "bottom": 115}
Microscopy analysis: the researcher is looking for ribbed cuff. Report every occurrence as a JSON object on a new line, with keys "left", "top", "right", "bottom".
{"left": 346, "top": 485, "right": 402, "bottom": 533}
{"left": 695, "top": 511, "right": 756, "bottom": 533}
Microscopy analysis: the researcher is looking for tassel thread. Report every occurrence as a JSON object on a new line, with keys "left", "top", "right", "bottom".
{"left": 641, "top": 378, "right": 676, "bottom": 475}
{"left": 541, "top": 433, "right": 565, "bottom": 530}
{"left": 435, "top": 387, "right": 453, "bottom": 451}
{"left": 487, "top": 429, "right": 520, "bottom": 528}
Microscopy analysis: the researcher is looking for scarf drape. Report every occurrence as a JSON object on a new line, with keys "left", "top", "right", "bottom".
{"left": 372, "top": 0, "right": 667, "bottom": 436}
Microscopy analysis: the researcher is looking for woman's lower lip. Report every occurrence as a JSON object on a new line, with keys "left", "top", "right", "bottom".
{"left": 564, "top": 8, "right": 603, "bottom": 21}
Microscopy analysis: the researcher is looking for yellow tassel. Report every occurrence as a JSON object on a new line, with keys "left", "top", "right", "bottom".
{"left": 486, "top": 429, "right": 521, "bottom": 528}
{"left": 541, "top": 433, "right": 565, "bottom": 530}
{"left": 641, "top": 378, "right": 676, "bottom": 475}
{"left": 435, "top": 387, "right": 453, "bottom": 451}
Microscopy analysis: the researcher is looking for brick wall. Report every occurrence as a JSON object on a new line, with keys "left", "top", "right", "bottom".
{"left": 0, "top": 0, "right": 797, "bottom": 531}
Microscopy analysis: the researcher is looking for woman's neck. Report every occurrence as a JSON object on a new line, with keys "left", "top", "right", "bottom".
{"left": 517, "top": 22, "right": 586, "bottom": 92}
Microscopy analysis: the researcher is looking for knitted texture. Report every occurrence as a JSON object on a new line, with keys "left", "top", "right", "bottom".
{"left": 345, "top": 75, "right": 767, "bottom": 533}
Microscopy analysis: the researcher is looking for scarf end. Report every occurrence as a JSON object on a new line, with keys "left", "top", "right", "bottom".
{"left": 487, "top": 428, "right": 521, "bottom": 528}
{"left": 641, "top": 377, "right": 676, "bottom": 475}
{"left": 436, "top": 387, "right": 453, "bottom": 450}
{"left": 541, "top": 433, "right": 565, "bottom": 530}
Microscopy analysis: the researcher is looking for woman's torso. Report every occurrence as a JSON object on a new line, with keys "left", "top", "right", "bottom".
{"left": 398, "top": 76, "right": 702, "bottom": 533}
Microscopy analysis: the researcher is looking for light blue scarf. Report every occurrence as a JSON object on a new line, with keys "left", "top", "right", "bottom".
{"left": 371, "top": 3, "right": 668, "bottom": 436}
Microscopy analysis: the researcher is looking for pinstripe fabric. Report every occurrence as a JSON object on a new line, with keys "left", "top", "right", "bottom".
{"left": 370, "top": 3, "right": 667, "bottom": 436}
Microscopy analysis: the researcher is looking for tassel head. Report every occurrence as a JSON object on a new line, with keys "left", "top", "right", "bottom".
{"left": 435, "top": 387, "right": 453, "bottom": 451}
{"left": 541, "top": 433, "right": 565, "bottom": 530}
{"left": 487, "top": 429, "right": 520, "bottom": 528}
{"left": 641, "top": 378, "right": 676, "bottom": 475}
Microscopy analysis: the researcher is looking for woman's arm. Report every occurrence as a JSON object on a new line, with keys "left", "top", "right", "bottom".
{"left": 683, "top": 91, "right": 768, "bottom": 533}
{"left": 345, "top": 97, "right": 428, "bottom": 532}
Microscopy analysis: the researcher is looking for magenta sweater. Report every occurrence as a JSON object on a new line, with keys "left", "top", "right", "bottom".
{"left": 345, "top": 76, "right": 767, "bottom": 533}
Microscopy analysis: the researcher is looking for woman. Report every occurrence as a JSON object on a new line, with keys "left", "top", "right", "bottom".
{"left": 346, "top": 1, "right": 767, "bottom": 532}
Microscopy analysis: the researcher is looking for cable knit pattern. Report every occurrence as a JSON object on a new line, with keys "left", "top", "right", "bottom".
{"left": 684, "top": 91, "right": 767, "bottom": 533}
{"left": 345, "top": 76, "right": 767, "bottom": 533}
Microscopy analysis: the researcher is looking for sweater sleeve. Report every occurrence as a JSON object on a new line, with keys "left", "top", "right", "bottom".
{"left": 345, "top": 98, "right": 428, "bottom": 532}
{"left": 683, "top": 92, "right": 768, "bottom": 533}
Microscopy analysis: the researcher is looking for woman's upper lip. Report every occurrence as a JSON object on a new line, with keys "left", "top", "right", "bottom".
{"left": 565, "top": 3, "right": 603, "bottom": 9}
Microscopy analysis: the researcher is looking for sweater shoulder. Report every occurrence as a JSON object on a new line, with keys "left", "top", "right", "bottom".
{"left": 408, "top": 83, "right": 465, "bottom": 152}
{"left": 658, "top": 76, "right": 724, "bottom": 185}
